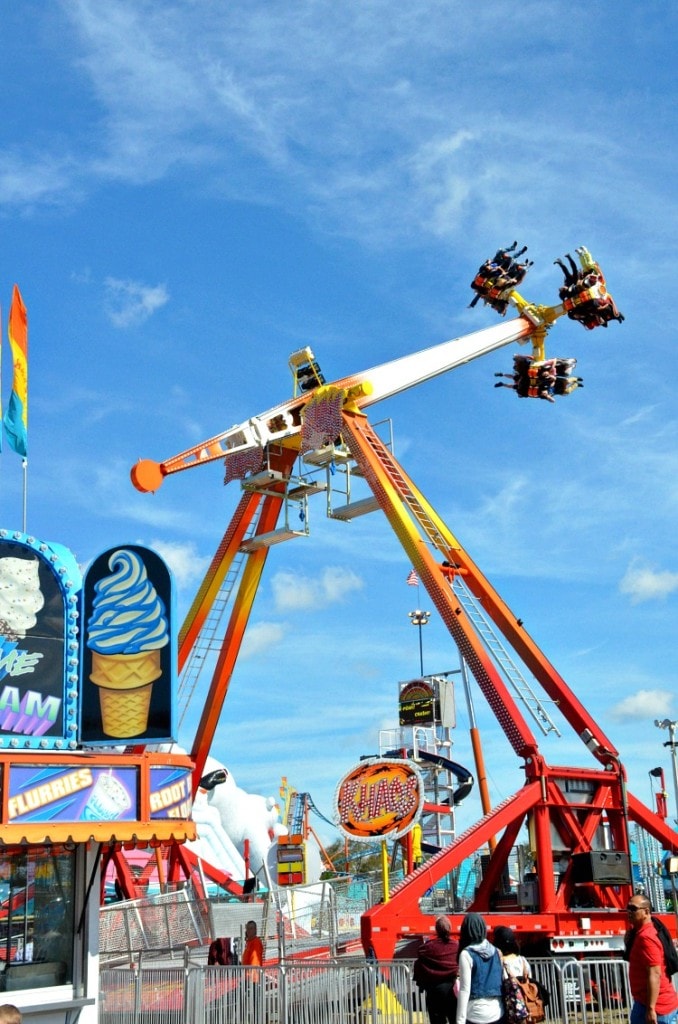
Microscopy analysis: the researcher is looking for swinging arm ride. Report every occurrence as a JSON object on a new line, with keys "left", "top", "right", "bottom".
{"left": 129, "top": 253, "right": 673, "bottom": 955}
{"left": 131, "top": 316, "right": 535, "bottom": 493}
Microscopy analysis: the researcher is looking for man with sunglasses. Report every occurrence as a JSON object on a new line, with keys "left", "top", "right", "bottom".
{"left": 626, "top": 897, "right": 678, "bottom": 1024}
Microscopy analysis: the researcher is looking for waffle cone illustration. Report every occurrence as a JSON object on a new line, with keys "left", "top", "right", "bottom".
{"left": 90, "top": 649, "right": 162, "bottom": 738}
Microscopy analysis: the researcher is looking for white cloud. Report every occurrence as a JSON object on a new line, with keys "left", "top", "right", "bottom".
{"left": 104, "top": 277, "right": 169, "bottom": 327}
{"left": 149, "top": 539, "right": 210, "bottom": 590}
{"left": 0, "top": 152, "right": 76, "bottom": 207}
{"left": 271, "top": 566, "right": 363, "bottom": 612}
{"left": 241, "top": 621, "right": 285, "bottom": 658}
{"left": 47, "top": 0, "right": 670, "bottom": 252}
{"left": 619, "top": 561, "right": 678, "bottom": 603}
{"left": 609, "top": 689, "right": 674, "bottom": 721}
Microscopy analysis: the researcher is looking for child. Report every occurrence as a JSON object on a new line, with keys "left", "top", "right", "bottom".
{"left": 0, "top": 1007, "right": 22, "bottom": 1024}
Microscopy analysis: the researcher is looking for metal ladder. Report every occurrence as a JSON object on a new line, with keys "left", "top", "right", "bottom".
{"left": 287, "top": 791, "right": 308, "bottom": 836}
{"left": 450, "top": 576, "right": 560, "bottom": 737}
{"left": 178, "top": 505, "right": 264, "bottom": 728}
{"left": 351, "top": 424, "right": 449, "bottom": 550}
{"left": 346, "top": 418, "right": 560, "bottom": 739}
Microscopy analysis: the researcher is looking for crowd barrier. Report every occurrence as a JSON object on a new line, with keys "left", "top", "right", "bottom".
{"left": 100, "top": 955, "right": 639, "bottom": 1024}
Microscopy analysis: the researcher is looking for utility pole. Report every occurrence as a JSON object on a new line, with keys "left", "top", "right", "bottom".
{"left": 408, "top": 610, "right": 430, "bottom": 676}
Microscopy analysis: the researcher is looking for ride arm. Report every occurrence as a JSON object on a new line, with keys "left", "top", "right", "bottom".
{"left": 340, "top": 410, "right": 541, "bottom": 760}
{"left": 339, "top": 408, "right": 617, "bottom": 766}
{"left": 131, "top": 316, "right": 535, "bottom": 492}
{"left": 391, "top": 457, "right": 620, "bottom": 765}
{"left": 444, "top": 532, "right": 619, "bottom": 764}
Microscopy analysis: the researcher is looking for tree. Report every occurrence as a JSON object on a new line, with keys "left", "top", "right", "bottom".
{"left": 321, "top": 837, "right": 385, "bottom": 878}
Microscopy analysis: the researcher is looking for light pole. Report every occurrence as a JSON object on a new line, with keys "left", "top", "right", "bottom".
{"left": 408, "top": 610, "right": 430, "bottom": 676}
{"left": 654, "top": 719, "right": 678, "bottom": 826}
{"left": 649, "top": 766, "right": 668, "bottom": 818}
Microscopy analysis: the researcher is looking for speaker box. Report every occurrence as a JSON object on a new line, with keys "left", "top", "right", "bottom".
{"left": 571, "top": 850, "right": 632, "bottom": 885}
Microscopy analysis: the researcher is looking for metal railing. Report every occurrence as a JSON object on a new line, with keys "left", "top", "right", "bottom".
{"left": 101, "top": 882, "right": 374, "bottom": 964}
{"left": 531, "top": 957, "right": 632, "bottom": 1024}
{"left": 100, "top": 958, "right": 427, "bottom": 1024}
{"left": 100, "top": 888, "right": 211, "bottom": 962}
{"left": 100, "top": 956, "right": 639, "bottom": 1024}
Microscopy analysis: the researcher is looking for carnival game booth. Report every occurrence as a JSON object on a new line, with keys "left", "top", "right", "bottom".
{"left": 0, "top": 530, "right": 195, "bottom": 1024}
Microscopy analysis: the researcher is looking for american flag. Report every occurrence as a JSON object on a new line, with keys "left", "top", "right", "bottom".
{"left": 406, "top": 569, "right": 419, "bottom": 586}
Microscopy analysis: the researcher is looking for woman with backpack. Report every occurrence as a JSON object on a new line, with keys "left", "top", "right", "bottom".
{"left": 493, "top": 927, "right": 530, "bottom": 980}
{"left": 455, "top": 913, "right": 504, "bottom": 1024}
{"left": 493, "top": 926, "right": 546, "bottom": 1024}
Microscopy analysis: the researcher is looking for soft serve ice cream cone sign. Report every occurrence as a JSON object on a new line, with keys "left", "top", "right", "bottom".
{"left": 0, "top": 556, "right": 45, "bottom": 675}
{"left": 81, "top": 545, "right": 176, "bottom": 743}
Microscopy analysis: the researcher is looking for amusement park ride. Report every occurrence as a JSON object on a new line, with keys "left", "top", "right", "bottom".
{"left": 130, "top": 245, "right": 677, "bottom": 959}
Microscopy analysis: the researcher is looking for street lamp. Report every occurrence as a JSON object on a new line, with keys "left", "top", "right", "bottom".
{"left": 654, "top": 719, "right": 678, "bottom": 826}
{"left": 408, "top": 610, "right": 430, "bottom": 676}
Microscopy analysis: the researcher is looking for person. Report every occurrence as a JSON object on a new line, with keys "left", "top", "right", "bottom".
{"left": 493, "top": 354, "right": 531, "bottom": 397}
{"left": 414, "top": 915, "right": 460, "bottom": 1024}
{"left": 455, "top": 913, "right": 503, "bottom": 1024}
{"left": 469, "top": 243, "right": 530, "bottom": 316}
{"left": 554, "top": 253, "right": 580, "bottom": 289}
{"left": 625, "top": 895, "right": 678, "bottom": 1024}
{"left": 242, "top": 920, "right": 263, "bottom": 970}
{"left": 553, "top": 358, "right": 583, "bottom": 396}
{"left": 493, "top": 926, "right": 531, "bottom": 979}
{"left": 0, "top": 1007, "right": 22, "bottom": 1024}
{"left": 552, "top": 375, "right": 582, "bottom": 396}
{"left": 208, "top": 936, "right": 233, "bottom": 965}
{"left": 241, "top": 919, "right": 264, "bottom": 1020}
{"left": 494, "top": 928, "right": 546, "bottom": 1024}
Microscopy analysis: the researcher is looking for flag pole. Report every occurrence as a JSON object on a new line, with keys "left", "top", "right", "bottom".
{"left": 22, "top": 459, "right": 28, "bottom": 533}
{"left": 406, "top": 567, "right": 430, "bottom": 675}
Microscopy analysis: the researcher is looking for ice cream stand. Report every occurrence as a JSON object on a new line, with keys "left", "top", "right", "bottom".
{"left": 0, "top": 529, "right": 195, "bottom": 1024}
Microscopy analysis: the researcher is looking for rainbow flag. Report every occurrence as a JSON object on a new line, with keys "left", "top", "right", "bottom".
{"left": 3, "top": 286, "right": 28, "bottom": 457}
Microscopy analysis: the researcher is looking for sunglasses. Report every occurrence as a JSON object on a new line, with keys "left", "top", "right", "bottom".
{"left": 626, "top": 905, "right": 645, "bottom": 913}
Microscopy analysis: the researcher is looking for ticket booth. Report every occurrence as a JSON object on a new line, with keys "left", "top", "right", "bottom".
{"left": 0, "top": 530, "right": 195, "bottom": 1023}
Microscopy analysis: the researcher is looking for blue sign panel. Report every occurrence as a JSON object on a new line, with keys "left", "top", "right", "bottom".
{"left": 8, "top": 764, "right": 138, "bottom": 823}
{"left": 150, "top": 765, "right": 193, "bottom": 819}
{"left": 0, "top": 530, "right": 81, "bottom": 750}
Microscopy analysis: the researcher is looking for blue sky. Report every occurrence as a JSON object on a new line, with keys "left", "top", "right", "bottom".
{"left": 1, "top": 1, "right": 677, "bottom": 843}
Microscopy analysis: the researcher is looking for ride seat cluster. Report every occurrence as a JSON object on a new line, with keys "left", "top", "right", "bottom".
{"left": 469, "top": 241, "right": 624, "bottom": 404}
